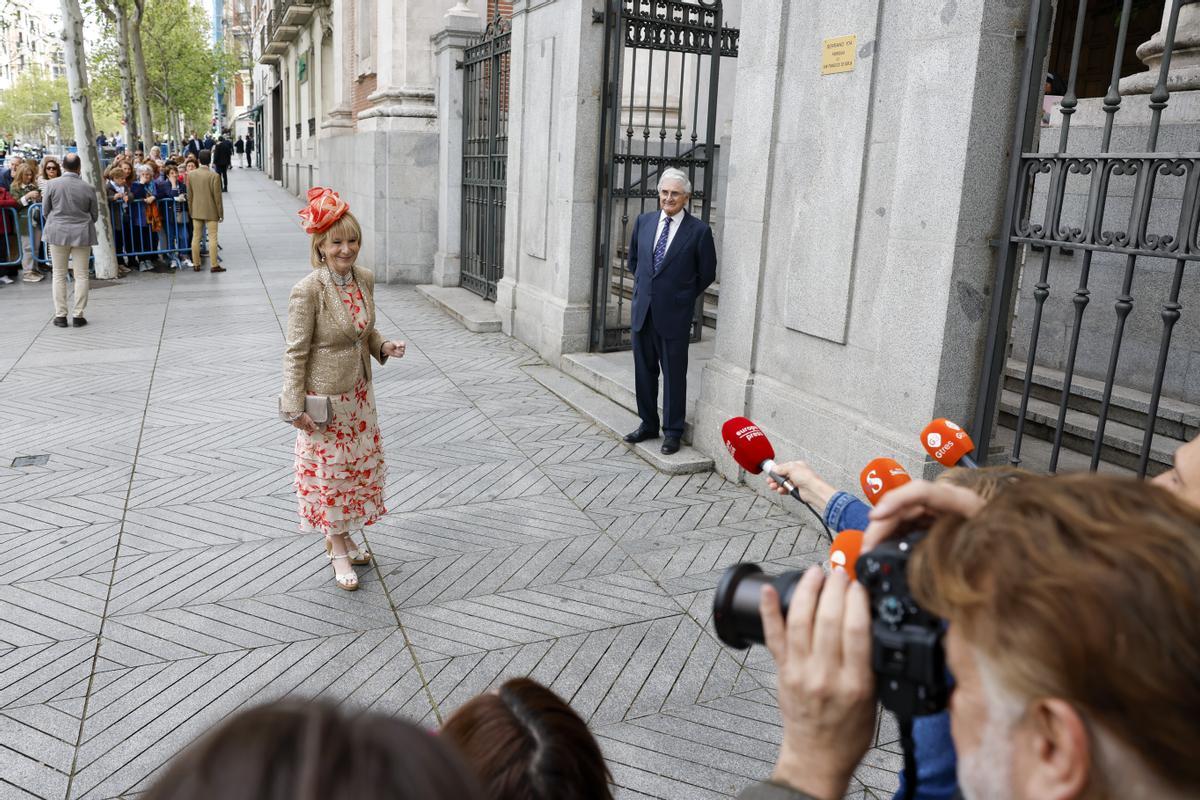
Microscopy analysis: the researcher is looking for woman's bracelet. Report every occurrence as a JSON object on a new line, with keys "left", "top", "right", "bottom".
{"left": 286, "top": 411, "right": 304, "bottom": 422}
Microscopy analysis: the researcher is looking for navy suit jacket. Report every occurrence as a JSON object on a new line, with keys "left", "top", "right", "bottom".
{"left": 629, "top": 209, "right": 717, "bottom": 338}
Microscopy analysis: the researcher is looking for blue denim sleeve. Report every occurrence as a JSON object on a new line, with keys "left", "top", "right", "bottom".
{"left": 893, "top": 711, "right": 959, "bottom": 800}
{"left": 824, "top": 491, "right": 872, "bottom": 533}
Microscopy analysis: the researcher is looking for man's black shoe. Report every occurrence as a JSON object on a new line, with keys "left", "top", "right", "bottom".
{"left": 53, "top": 316, "right": 68, "bottom": 328}
{"left": 661, "top": 437, "right": 681, "bottom": 455}
{"left": 624, "top": 427, "right": 660, "bottom": 444}
{"left": 72, "top": 316, "right": 88, "bottom": 327}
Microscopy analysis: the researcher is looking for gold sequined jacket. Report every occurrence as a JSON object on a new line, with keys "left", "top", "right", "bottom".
{"left": 281, "top": 266, "right": 388, "bottom": 414}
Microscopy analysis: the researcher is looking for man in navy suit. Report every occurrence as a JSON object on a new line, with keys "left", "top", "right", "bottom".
{"left": 624, "top": 168, "right": 717, "bottom": 455}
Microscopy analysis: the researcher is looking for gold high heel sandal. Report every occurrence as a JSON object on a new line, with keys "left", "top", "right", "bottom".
{"left": 324, "top": 538, "right": 359, "bottom": 591}
{"left": 342, "top": 533, "right": 372, "bottom": 566}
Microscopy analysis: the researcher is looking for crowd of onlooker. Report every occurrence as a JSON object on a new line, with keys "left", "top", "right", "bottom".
{"left": 0, "top": 128, "right": 251, "bottom": 285}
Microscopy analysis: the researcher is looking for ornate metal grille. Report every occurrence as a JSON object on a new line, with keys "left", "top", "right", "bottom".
{"left": 974, "top": 0, "right": 1196, "bottom": 477}
{"left": 461, "top": 16, "right": 511, "bottom": 302}
{"left": 589, "top": 0, "right": 739, "bottom": 351}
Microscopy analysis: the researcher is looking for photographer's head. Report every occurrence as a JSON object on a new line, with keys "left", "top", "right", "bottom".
{"left": 911, "top": 474, "right": 1200, "bottom": 800}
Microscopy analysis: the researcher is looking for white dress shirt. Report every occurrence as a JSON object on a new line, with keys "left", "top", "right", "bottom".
{"left": 653, "top": 208, "right": 685, "bottom": 262}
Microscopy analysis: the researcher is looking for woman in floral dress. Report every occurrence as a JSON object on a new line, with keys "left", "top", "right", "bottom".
{"left": 281, "top": 188, "right": 406, "bottom": 590}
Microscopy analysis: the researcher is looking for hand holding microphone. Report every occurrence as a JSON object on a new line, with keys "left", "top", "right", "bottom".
{"left": 722, "top": 417, "right": 832, "bottom": 538}
{"left": 765, "top": 461, "right": 838, "bottom": 510}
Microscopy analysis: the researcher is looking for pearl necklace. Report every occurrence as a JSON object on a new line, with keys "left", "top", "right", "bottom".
{"left": 328, "top": 266, "right": 354, "bottom": 287}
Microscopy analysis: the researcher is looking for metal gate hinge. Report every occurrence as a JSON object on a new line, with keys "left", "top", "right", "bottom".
{"left": 455, "top": 59, "right": 463, "bottom": 70}
{"left": 592, "top": 8, "right": 605, "bottom": 24}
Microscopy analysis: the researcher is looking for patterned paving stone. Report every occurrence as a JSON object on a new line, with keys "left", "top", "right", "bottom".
{"left": 0, "top": 171, "right": 898, "bottom": 800}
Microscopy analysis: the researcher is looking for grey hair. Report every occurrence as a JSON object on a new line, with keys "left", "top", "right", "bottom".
{"left": 657, "top": 168, "right": 692, "bottom": 196}
{"left": 135, "top": 163, "right": 153, "bottom": 177}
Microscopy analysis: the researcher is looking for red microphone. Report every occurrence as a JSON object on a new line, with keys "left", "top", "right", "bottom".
{"left": 921, "top": 418, "right": 979, "bottom": 468}
{"left": 829, "top": 529, "right": 864, "bottom": 580}
{"left": 722, "top": 417, "right": 830, "bottom": 536}
{"left": 859, "top": 458, "right": 912, "bottom": 506}
{"left": 721, "top": 417, "right": 780, "bottom": 476}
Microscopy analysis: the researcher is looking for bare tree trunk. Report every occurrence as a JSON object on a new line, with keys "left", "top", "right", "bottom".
{"left": 58, "top": 0, "right": 118, "bottom": 280}
{"left": 129, "top": 0, "right": 154, "bottom": 152}
{"left": 96, "top": 0, "right": 137, "bottom": 149}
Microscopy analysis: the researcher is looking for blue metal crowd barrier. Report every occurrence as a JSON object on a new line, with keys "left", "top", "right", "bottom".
{"left": 0, "top": 206, "right": 21, "bottom": 267}
{"left": 27, "top": 198, "right": 192, "bottom": 267}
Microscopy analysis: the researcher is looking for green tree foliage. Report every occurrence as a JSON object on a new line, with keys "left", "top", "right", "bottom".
{"left": 90, "top": 0, "right": 239, "bottom": 139}
{"left": 0, "top": 71, "right": 121, "bottom": 143}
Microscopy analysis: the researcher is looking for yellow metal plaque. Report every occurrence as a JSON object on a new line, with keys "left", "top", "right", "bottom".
{"left": 821, "top": 35, "right": 856, "bottom": 75}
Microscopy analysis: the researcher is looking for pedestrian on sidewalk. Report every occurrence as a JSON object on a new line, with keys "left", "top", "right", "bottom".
{"left": 186, "top": 150, "right": 224, "bottom": 272}
{"left": 234, "top": 135, "right": 245, "bottom": 168}
{"left": 246, "top": 132, "right": 254, "bottom": 169}
{"left": 10, "top": 163, "right": 44, "bottom": 283}
{"left": 281, "top": 188, "right": 406, "bottom": 591}
{"left": 41, "top": 154, "right": 97, "bottom": 328}
{"left": 213, "top": 135, "right": 233, "bottom": 192}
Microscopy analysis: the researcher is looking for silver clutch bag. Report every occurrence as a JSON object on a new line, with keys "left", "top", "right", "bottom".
{"left": 279, "top": 395, "right": 332, "bottom": 431}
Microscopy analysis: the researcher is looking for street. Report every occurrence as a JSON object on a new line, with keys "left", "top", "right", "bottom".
{"left": 0, "top": 170, "right": 900, "bottom": 800}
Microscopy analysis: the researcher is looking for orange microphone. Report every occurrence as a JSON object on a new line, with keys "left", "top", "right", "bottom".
{"left": 859, "top": 457, "right": 912, "bottom": 506}
{"left": 829, "top": 529, "right": 864, "bottom": 580}
{"left": 920, "top": 418, "right": 979, "bottom": 468}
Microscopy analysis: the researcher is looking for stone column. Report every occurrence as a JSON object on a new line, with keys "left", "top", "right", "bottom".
{"left": 320, "top": 0, "right": 352, "bottom": 133}
{"left": 347, "top": 0, "right": 444, "bottom": 283}
{"left": 431, "top": 4, "right": 483, "bottom": 287}
{"left": 1120, "top": 0, "right": 1200, "bottom": 94}
{"left": 496, "top": 0, "right": 604, "bottom": 362}
{"left": 691, "top": 0, "right": 788, "bottom": 476}
{"left": 363, "top": 0, "right": 440, "bottom": 118}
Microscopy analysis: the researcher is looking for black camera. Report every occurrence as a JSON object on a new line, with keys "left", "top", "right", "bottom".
{"left": 712, "top": 535, "right": 948, "bottom": 720}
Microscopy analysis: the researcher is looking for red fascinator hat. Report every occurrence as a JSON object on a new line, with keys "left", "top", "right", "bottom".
{"left": 298, "top": 187, "right": 350, "bottom": 234}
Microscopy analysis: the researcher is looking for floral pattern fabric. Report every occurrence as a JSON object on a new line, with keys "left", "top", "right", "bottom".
{"left": 294, "top": 282, "right": 387, "bottom": 535}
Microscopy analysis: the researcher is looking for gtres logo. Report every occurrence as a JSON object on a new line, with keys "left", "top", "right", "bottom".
{"left": 930, "top": 430, "right": 966, "bottom": 461}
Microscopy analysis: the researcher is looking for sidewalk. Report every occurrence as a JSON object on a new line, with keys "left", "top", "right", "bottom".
{"left": 0, "top": 169, "right": 900, "bottom": 799}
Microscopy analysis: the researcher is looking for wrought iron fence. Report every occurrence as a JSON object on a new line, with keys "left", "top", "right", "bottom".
{"left": 590, "top": 0, "right": 739, "bottom": 352}
{"left": 460, "top": 15, "right": 511, "bottom": 302}
{"left": 974, "top": 0, "right": 1196, "bottom": 477}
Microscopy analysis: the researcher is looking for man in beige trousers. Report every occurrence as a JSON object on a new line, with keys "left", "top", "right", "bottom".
{"left": 40, "top": 154, "right": 97, "bottom": 328}
{"left": 187, "top": 149, "right": 224, "bottom": 272}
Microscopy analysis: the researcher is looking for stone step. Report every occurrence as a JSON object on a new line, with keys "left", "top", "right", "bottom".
{"left": 523, "top": 365, "right": 714, "bottom": 475}
{"left": 558, "top": 333, "right": 715, "bottom": 445}
{"left": 1003, "top": 358, "right": 1199, "bottom": 442}
{"left": 998, "top": 389, "right": 1174, "bottom": 474}
{"left": 416, "top": 285, "right": 502, "bottom": 333}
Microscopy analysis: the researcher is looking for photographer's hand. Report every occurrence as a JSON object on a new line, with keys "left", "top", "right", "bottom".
{"left": 862, "top": 479, "right": 985, "bottom": 550}
{"left": 765, "top": 461, "right": 837, "bottom": 510}
{"left": 760, "top": 567, "right": 875, "bottom": 800}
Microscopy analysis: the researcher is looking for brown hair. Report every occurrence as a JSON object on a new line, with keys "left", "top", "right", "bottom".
{"left": 39, "top": 157, "right": 61, "bottom": 181}
{"left": 310, "top": 210, "right": 362, "bottom": 268}
{"left": 11, "top": 161, "right": 34, "bottom": 187}
{"left": 442, "top": 678, "right": 614, "bottom": 800}
{"left": 911, "top": 474, "right": 1200, "bottom": 794}
{"left": 934, "top": 465, "right": 1033, "bottom": 500}
{"left": 142, "top": 700, "right": 484, "bottom": 800}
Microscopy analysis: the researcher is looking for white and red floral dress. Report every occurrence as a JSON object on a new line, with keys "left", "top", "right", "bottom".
{"left": 293, "top": 282, "right": 387, "bottom": 535}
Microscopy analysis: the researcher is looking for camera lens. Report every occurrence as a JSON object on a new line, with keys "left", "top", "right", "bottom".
{"left": 712, "top": 563, "right": 804, "bottom": 649}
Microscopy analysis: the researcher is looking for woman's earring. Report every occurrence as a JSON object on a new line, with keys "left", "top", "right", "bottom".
{"left": 319, "top": 254, "right": 325, "bottom": 262}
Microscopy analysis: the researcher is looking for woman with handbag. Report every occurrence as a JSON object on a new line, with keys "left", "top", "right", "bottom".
{"left": 281, "top": 188, "right": 406, "bottom": 591}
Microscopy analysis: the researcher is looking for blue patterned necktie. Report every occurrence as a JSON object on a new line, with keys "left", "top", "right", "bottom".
{"left": 653, "top": 215, "right": 671, "bottom": 273}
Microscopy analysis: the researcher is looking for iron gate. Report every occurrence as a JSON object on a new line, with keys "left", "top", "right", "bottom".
{"left": 974, "top": 0, "right": 1196, "bottom": 477}
{"left": 590, "top": 0, "right": 739, "bottom": 351}
{"left": 461, "top": 17, "right": 511, "bottom": 302}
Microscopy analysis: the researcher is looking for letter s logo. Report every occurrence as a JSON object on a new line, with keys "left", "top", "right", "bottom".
{"left": 866, "top": 470, "right": 883, "bottom": 495}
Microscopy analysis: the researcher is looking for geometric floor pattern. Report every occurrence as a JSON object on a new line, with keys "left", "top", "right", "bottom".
{"left": 0, "top": 169, "right": 900, "bottom": 799}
